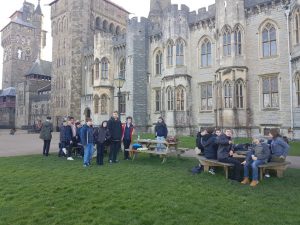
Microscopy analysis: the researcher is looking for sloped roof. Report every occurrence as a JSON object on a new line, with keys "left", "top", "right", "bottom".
{"left": 38, "top": 84, "right": 51, "bottom": 92}
{"left": 35, "top": 4, "right": 43, "bottom": 16}
{"left": 0, "top": 87, "right": 16, "bottom": 97}
{"left": 244, "top": 0, "right": 272, "bottom": 8}
{"left": 25, "top": 59, "right": 52, "bottom": 77}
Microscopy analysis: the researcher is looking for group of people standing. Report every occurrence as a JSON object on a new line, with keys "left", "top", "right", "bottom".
{"left": 80, "top": 111, "right": 134, "bottom": 167}
{"left": 39, "top": 113, "right": 169, "bottom": 167}
{"left": 197, "top": 127, "right": 290, "bottom": 186}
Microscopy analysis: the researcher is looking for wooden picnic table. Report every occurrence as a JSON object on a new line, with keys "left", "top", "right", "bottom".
{"left": 126, "top": 139, "right": 179, "bottom": 163}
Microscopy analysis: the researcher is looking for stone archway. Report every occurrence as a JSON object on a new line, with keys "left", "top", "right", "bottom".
{"left": 84, "top": 107, "right": 91, "bottom": 120}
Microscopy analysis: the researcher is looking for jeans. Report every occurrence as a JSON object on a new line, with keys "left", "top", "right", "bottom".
{"left": 43, "top": 140, "right": 51, "bottom": 156}
{"left": 244, "top": 159, "right": 265, "bottom": 181}
{"left": 96, "top": 143, "right": 105, "bottom": 165}
{"left": 123, "top": 139, "right": 131, "bottom": 159}
{"left": 156, "top": 136, "right": 165, "bottom": 152}
{"left": 109, "top": 141, "right": 121, "bottom": 162}
{"left": 84, "top": 143, "right": 93, "bottom": 165}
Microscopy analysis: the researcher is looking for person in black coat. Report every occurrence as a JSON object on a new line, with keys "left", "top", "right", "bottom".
{"left": 216, "top": 129, "right": 242, "bottom": 181}
{"left": 59, "top": 120, "right": 73, "bottom": 159}
{"left": 154, "top": 117, "right": 168, "bottom": 151}
{"left": 94, "top": 121, "right": 111, "bottom": 165}
{"left": 202, "top": 127, "right": 218, "bottom": 160}
{"left": 107, "top": 111, "right": 122, "bottom": 163}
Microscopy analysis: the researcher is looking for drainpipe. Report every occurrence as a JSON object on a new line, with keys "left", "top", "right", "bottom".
{"left": 285, "top": 5, "right": 294, "bottom": 133}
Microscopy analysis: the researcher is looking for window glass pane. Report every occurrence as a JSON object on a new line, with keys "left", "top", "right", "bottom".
{"left": 201, "top": 99, "right": 207, "bottom": 110}
{"left": 270, "top": 41, "right": 277, "bottom": 56}
{"left": 262, "top": 29, "right": 269, "bottom": 42}
{"left": 263, "top": 79, "right": 269, "bottom": 93}
{"left": 207, "top": 98, "right": 213, "bottom": 110}
{"left": 207, "top": 42, "right": 211, "bottom": 54}
{"left": 272, "top": 93, "right": 279, "bottom": 107}
{"left": 201, "top": 85, "right": 207, "bottom": 98}
{"left": 201, "top": 54, "right": 207, "bottom": 67}
{"left": 207, "top": 84, "right": 212, "bottom": 97}
{"left": 201, "top": 44, "right": 206, "bottom": 54}
{"left": 271, "top": 77, "right": 278, "bottom": 92}
{"left": 263, "top": 43, "right": 270, "bottom": 57}
{"left": 264, "top": 93, "right": 270, "bottom": 108}
{"left": 270, "top": 27, "right": 276, "bottom": 41}
{"left": 207, "top": 53, "right": 212, "bottom": 66}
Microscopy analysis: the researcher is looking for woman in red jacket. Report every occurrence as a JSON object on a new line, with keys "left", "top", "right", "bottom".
{"left": 122, "top": 116, "right": 135, "bottom": 160}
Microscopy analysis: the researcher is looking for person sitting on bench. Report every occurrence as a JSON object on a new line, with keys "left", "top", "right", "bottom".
{"left": 216, "top": 129, "right": 242, "bottom": 182}
{"left": 241, "top": 136, "right": 270, "bottom": 187}
{"left": 269, "top": 128, "right": 290, "bottom": 163}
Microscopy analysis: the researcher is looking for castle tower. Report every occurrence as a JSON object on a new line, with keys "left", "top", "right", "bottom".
{"left": 149, "top": 0, "right": 171, "bottom": 24}
{"left": 1, "top": 0, "right": 45, "bottom": 89}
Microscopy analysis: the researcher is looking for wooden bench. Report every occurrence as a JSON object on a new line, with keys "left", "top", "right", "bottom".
{"left": 258, "top": 161, "right": 291, "bottom": 181}
{"left": 198, "top": 156, "right": 234, "bottom": 179}
{"left": 125, "top": 148, "right": 169, "bottom": 163}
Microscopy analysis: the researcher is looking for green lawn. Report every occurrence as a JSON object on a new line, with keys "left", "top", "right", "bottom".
{"left": 0, "top": 155, "right": 299, "bottom": 225}
{"left": 137, "top": 134, "right": 300, "bottom": 156}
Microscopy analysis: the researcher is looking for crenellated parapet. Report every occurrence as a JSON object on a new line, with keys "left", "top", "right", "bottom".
{"left": 244, "top": 0, "right": 290, "bottom": 17}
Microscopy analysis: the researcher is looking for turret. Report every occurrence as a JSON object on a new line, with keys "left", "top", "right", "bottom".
{"left": 149, "top": 0, "right": 171, "bottom": 24}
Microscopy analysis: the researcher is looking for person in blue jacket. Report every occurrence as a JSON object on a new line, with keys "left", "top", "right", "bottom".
{"left": 154, "top": 117, "right": 168, "bottom": 152}
{"left": 269, "top": 128, "right": 289, "bottom": 162}
{"left": 80, "top": 118, "right": 94, "bottom": 167}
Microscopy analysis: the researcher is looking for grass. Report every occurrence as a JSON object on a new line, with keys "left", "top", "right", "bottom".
{"left": 137, "top": 134, "right": 300, "bottom": 156}
{"left": 0, "top": 155, "right": 299, "bottom": 225}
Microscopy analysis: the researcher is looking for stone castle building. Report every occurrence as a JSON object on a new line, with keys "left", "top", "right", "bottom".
{"left": 1, "top": 1, "right": 52, "bottom": 129}
{"left": 49, "top": 0, "right": 300, "bottom": 138}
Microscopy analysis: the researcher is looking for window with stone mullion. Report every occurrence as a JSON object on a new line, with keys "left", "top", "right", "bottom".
{"left": 155, "top": 52, "right": 162, "bottom": 75}
{"left": 235, "top": 80, "right": 244, "bottom": 109}
{"left": 200, "top": 83, "right": 212, "bottom": 111}
{"left": 120, "top": 94, "right": 126, "bottom": 113}
{"left": 295, "top": 14, "right": 300, "bottom": 44}
{"left": 224, "top": 81, "right": 233, "bottom": 108}
{"left": 223, "top": 31, "right": 231, "bottom": 56}
{"left": 201, "top": 40, "right": 212, "bottom": 67}
{"left": 263, "top": 77, "right": 279, "bottom": 108}
{"left": 296, "top": 76, "right": 300, "bottom": 107}
{"left": 234, "top": 30, "right": 242, "bottom": 56}
{"left": 167, "top": 44, "right": 173, "bottom": 66}
{"left": 155, "top": 90, "right": 161, "bottom": 112}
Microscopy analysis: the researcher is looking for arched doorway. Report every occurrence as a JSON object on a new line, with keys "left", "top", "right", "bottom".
{"left": 84, "top": 107, "right": 91, "bottom": 120}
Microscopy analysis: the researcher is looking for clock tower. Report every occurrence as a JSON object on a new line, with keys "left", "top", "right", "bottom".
{"left": 1, "top": 0, "right": 46, "bottom": 89}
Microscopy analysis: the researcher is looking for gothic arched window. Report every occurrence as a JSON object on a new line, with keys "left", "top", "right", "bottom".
{"left": 176, "top": 86, "right": 185, "bottom": 111}
{"left": 167, "top": 41, "right": 173, "bottom": 66}
{"left": 262, "top": 23, "right": 277, "bottom": 57}
{"left": 95, "top": 58, "right": 100, "bottom": 80}
{"left": 234, "top": 27, "right": 242, "bottom": 55}
{"left": 176, "top": 39, "right": 184, "bottom": 66}
{"left": 235, "top": 79, "right": 244, "bottom": 108}
{"left": 224, "top": 80, "right": 233, "bottom": 108}
{"left": 119, "top": 58, "right": 126, "bottom": 79}
{"left": 294, "top": 10, "right": 300, "bottom": 44}
{"left": 201, "top": 38, "right": 212, "bottom": 67}
{"left": 100, "top": 94, "right": 108, "bottom": 114}
{"left": 101, "top": 58, "right": 109, "bottom": 79}
{"left": 167, "top": 87, "right": 174, "bottom": 111}
{"left": 94, "top": 95, "right": 100, "bottom": 114}
{"left": 223, "top": 26, "right": 231, "bottom": 56}
{"left": 155, "top": 51, "right": 162, "bottom": 75}
{"left": 296, "top": 74, "right": 300, "bottom": 107}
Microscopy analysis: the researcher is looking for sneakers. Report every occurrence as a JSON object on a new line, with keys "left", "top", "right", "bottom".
{"left": 265, "top": 173, "right": 271, "bottom": 178}
{"left": 62, "top": 148, "right": 67, "bottom": 155}
{"left": 109, "top": 160, "right": 113, "bottom": 164}
{"left": 241, "top": 177, "right": 250, "bottom": 185}
{"left": 67, "top": 157, "right": 74, "bottom": 161}
{"left": 208, "top": 168, "right": 216, "bottom": 175}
